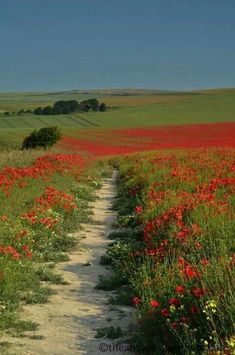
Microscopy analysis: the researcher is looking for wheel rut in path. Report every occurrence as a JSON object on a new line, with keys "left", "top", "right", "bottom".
{"left": 6, "top": 170, "right": 133, "bottom": 354}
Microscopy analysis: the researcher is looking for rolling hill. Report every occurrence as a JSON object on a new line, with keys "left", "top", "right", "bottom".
{"left": 0, "top": 88, "right": 234, "bottom": 149}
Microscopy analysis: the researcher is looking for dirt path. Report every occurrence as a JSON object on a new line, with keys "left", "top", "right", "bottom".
{"left": 5, "top": 171, "right": 133, "bottom": 355}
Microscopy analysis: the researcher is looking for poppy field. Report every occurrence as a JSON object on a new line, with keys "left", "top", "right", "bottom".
{"left": 0, "top": 149, "right": 103, "bottom": 333}
{"left": 60, "top": 122, "right": 235, "bottom": 156}
{"left": 0, "top": 111, "right": 234, "bottom": 353}
{"left": 102, "top": 148, "right": 235, "bottom": 354}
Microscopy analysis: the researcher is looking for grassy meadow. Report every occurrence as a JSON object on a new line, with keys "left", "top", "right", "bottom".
{"left": 104, "top": 149, "right": 235, "bottom": 354}
{"left": 0, "top": 88, "right": 234, "bottom": 354}
{"left": 0, "top": 148, "right": 108, "bottom": 343}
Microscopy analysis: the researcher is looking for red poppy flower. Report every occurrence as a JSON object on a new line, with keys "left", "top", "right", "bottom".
{"left": 175, "top": 285, "right": 185, "bottom": 294}
{"left": 135, "top": 206, "right": 143, "bottom": 214}
{"left": 191, "top": 305, "right": 199, "bottom": 314}
{"left": 184, "top": 265, "right": 199, "bottom": 279}
{"left": 200, "top": 258, "right": 210, "bottom": 267}
{"left": 150, "top": 300, "right": 160, "bottom": 308}
{"left": 169, "top": 297, "right": 180, "bottom": 306}
{"left": 161, "top": 308, "right": 170, "bottom": 317}
{"left": 132, "top": 296, "right": 141, "bottom": 306}
{"left": 191, "top": 287, "right": 206, "bottom": 298}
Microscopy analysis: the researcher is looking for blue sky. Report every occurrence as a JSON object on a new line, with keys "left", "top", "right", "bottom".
{"left": 0, "top": 0, "right": 235, "bottom": 91}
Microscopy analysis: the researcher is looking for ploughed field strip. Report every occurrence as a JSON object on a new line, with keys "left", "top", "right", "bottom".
{"left": 0, "top": 114, "right": 100, "bottom": 129}
{"left": 4, "top": 172, "right": 132, "bottom": 355}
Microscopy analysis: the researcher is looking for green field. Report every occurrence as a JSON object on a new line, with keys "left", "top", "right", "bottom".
{"left": 0, "top": 88, "right": 234, "bottom": 149}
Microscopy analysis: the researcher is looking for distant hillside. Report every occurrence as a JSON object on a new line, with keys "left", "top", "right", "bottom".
{"left": 0, "top": 88, "right": 234, "bottom": 133}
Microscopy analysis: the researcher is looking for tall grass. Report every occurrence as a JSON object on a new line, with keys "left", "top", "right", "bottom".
{"left": 0, "top": 148, "right": 101, "bottom": 335}
{"left": 0, "top": 149, "right": 46, "bottom": 168}
{"left": 104, "top": 149, "right": 235, "bottom": 354}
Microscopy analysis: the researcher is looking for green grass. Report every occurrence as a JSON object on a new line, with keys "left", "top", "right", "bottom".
{"left": 0, "top": 89, "right": 235, "bottom": 129}
{"left": 77, "top": 89, "right": 235, "bottom": 128}
{"left": 108, "top": 150, "right": 235, "bottom": 354}
{"left": 0, "top": 150, "right": 104, "bottom": 336}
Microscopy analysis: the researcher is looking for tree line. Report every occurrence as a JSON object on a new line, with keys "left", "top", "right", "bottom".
{"left": 33, "top": 99, "right": 106, "bottom": 115}
{"left": 4, "top": 99, "right": 107, "bottom": 116}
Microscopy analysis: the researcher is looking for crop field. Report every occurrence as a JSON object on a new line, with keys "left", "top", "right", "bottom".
{"left": 0, "top": 89, "right": 235, "bottom": 132}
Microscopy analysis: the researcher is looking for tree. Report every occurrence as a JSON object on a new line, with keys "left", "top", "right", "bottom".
{"left": 99, "top": 102, "right": 107, "bottom": 112}
{"left": 51, "top": 105, "right": 63, "bottom": 115}
{"left": 42, "top": 106, "right": 53, "bottom": 115}
{"left": 79, "top": 102, "right": 89, "bottom": 112}
{"left": 80, "top": 99, "right": 99, "bottom": 112}
{"left": 67, "top": 100, "right": 79, "bottom": 112}
{"left": 54, "top": 100, "right": 70, "bottom": 114}
{"left": 54, "top": 100, "right": 66, "bottom": 108}
{"left": 90, "top": 99, "right": 99, "bottom": 111}
{"left": 32, "top": 99, "right": 105, "bottom": 115}
{"left": 22, "top": 127, "right": 61, "bottom": 150}
{"left": 17, "top": 109, "right": 24, "bottom": 115}
{"left": 34, "top": 107, "right": 43, "bottom": 115}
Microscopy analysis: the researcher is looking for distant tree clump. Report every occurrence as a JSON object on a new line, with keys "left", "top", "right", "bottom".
{"left": 16, "top": 109, "right": 33, "bottom": 115}
{"left": 51, "top": 105, "right": 63, "bottom": 115}
{"left": 32, "top": 98, "right": 107, "bottom": 116}
{"left": 22, "top": 127, "right": 61, "bottom": 150}
{"left": 42, "top": 106, "right": 54, "bottom": 115}
{"left": 99, "top": 102, "right": 107, "bottom": 112}
{"left": 33, "top": 107, "right": 43, "bottom": 115}
{"left": 67, "top": 100, "right": 80, "bottom": 112}
{"left": 80, "top": 98, "right": 99, "bottom": 112}
{"left": 4, "top": 98, "right": 106, "bottom": 118}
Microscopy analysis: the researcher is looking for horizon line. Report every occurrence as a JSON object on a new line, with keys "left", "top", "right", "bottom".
{"left": 0, "top": 86, "right": 235, "bottom": 95}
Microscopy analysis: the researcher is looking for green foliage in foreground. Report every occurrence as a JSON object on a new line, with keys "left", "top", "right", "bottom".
{"left": 101, "top": 150, "right": 235, "bottom": 354}
{"left": 0, "top": 151, "right": 103, "bottom": 335}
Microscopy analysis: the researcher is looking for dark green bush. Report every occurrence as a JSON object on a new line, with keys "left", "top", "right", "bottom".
{"left": 22, "top": 127, "right": 61, "bottom": 150}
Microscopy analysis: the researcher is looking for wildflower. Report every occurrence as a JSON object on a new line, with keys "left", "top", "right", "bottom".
{"left": 132, "top": 296, "right": 141, "bottom": 306}
{"left": 191, "top": 287, "right": 206, "bottom": 298}
{"left": 200, "top": 258, "right": 210, "bottom": 267}
{"left": 135, "top": 206, "right": 143, "bottom": 214}
{"left": 21, "top": 245, "right": 33, "bottom": 258}
{"left": 226, "top": 335, "right": 235, "bottom": 352}
{"left": 161, "top": 308, "right": 170, "bottom": 317}
{"left": 146, "top": 249, "right": 157, "bottom": 256}
{"left": 150, "top": 300, "right": 160, "bottom": 308}
{"left": 175, "top": 285, "right": 185, "bottom": 294}
{"left": 195, "top": 241, "right": 202, "bottom": 249}
{"left": 204, "top": 340, "right": 208, "bottom": 347}
{"left": 184, "top": 265, "right": 199, "bottom": 279}
{"left": 191, "top": 305, "right": 199, "bottom": 314}
{"left": 204, "top": 299, "right": 217, "bottom": 314}
{"left": 169, "top": 298, "right": 180, "bottom": 306}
